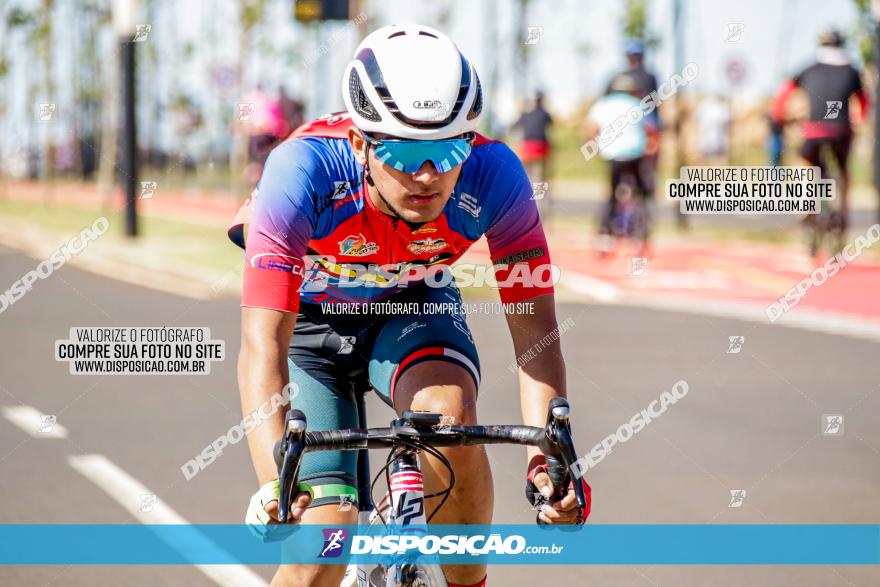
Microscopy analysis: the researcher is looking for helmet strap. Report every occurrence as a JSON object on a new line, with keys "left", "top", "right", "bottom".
{"left": 363, "top": 143, "right": 405, "bottom": 222}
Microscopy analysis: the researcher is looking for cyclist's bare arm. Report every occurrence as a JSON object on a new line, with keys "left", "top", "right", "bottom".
{"left": 238, "top": 308, "right": 298, "bottom": 484}
{"left": 853, "top": 88, "right": 869, "bottom": 124}
{"left": 505, "top": 294, "right": 582, "bottom": 523}
{"left": 240, "top": 307, "right": 313, "bottom": 522}
{"left": 504, "top": 294, "right": 566, "bottom": 464}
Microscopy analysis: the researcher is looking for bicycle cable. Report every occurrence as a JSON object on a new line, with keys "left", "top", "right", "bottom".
{"left": 368, "top": 436, "right": 457, "bottom": 525}
{"left": 410, "top": 440, "right": 455, "bottom": 523}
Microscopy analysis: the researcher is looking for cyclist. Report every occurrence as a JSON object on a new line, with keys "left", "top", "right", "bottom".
{"left": 622, "top": 40, "right": 661, "bottom": 200}
{"left": 233, "top": 24, "right": 591, "bottom": 587}
{"left": 585, "top": 73, "right": 659, "bottom": 255}
{"left": 770, "top": 28, "right": 869, "bottom": 236}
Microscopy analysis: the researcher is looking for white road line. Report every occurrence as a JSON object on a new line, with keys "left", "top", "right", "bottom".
{"left": 561, "top": 272, "right": 880, "bottom": 342}
{"left": 2, "top": 406, "right": 68, "bottom": 438}
{"left": 68, "top": 454, "right": 268, "bottom": 587}
{"left": 561, "top": 272, "right": 620, "bottom": 302}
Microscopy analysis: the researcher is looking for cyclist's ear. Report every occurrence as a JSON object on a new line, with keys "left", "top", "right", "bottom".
{"left": 349, "top": 128, "right": 368, "bottom": 165}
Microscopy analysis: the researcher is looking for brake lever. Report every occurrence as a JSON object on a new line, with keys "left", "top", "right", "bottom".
{"left": 542, "top": 397, "right": 587, "bottom": 512}
{"left": 276, "top": 409, "right": 307, "bottom": 523}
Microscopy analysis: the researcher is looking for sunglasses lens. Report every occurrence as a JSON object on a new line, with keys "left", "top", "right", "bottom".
{"left": 372, "top": 138, "right": 472, "bottom": 173}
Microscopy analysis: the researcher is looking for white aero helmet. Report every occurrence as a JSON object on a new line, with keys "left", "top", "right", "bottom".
{"left": 342, "top": 24, "right": 483, "bottom": 140}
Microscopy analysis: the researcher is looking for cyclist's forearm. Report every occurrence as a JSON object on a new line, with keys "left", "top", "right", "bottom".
{"left": 238, "top": 308, "right": 297, "bottom": 485}
{"left": 505, "top": 296, "right": 567, "bottom": 462}
{"left": 238, "top": 341, "right": 289, "bottom": 485}
{"left": 517, "top": 346, "right": 566, "bottom": 462}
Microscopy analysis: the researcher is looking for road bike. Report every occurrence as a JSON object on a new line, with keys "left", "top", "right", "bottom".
{"left": 274, "top": 389, "right": 587, "bottom": 587}
{"left": 598, "top": 160, "right": 651, "bottom": 258}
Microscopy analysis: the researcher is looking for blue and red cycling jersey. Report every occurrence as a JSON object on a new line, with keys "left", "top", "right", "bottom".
{"left": 229, "top": 112, "right": 553, "bottom": 313}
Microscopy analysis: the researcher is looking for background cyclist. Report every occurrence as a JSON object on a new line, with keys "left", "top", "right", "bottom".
{"left": 770, "top": 28, "right": 870, "bottom": 237}
{"left": 585, "top": 72, "right": 659, "bottom": 255}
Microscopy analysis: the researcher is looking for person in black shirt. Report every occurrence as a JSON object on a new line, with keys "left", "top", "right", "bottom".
{"left": 622, "top": 40, "right": 661, "bottom": 197}
{"left": 512, "top": 91, "right": 554, "bottom": 204}
{"left": 771, "top": 29, "right": 869, "bottom": 233}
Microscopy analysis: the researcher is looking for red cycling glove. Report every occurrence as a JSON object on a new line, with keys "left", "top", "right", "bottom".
{"left": 525, "top": 455, "right": 591, "bottom": 524}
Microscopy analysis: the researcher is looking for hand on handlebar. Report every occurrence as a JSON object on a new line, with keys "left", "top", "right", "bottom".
{"left": 526, "top": 456, "right": 592, "bottom": 525}
{"left": 245, "top": 479, "right": 313, "bottom": 541}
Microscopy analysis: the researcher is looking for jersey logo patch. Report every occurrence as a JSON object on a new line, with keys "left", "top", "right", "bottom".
{"left": 458, "top": 192, "right": 481, "bottom": 218}
{"left": 412, "top": 223, "right": 438, "bottom": 234}
{"left": 331, "top": 180, "right": 351, "bottom": 199}
{"left": 407, "top": 237, "right": 447, "bottom": 255}
{"left": 338, "top": 233, "right": 379, "bottom": 256}
{"left": 493, "top": 246, "right": 546, "bottom": 265}
{"left": 824, "top": 101, "right": 842, "bottom": 119}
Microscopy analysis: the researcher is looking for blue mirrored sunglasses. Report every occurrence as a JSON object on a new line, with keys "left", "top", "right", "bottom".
{"left": 364, "top": 133, "right": 475, "bottom": 174}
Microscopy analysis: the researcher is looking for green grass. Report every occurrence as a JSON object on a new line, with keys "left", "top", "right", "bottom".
{"left": 0, "top": 199, "right": 244, "bottom": 274}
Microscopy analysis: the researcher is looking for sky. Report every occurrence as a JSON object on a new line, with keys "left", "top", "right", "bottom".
{"left": 1, "top": 0, "right": 868, "bottom": 156}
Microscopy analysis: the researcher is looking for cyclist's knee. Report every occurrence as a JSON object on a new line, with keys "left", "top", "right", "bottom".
{"left": 273, "top": 563, "right": 347, "bottom": 587}
{"left": 395, "top": 361, "right": 478, "bottom": 424}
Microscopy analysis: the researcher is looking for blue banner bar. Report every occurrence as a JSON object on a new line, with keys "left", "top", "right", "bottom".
{"left": 0, "top": 525, "right": 878, "bottom": 565}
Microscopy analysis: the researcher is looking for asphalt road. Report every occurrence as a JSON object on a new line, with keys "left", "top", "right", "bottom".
{"left": 1, "top": 245, "right": 878, "bottom": 586}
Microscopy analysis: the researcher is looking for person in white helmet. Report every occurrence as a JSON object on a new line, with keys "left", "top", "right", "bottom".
{"left": 234, "top": 24, "right": 590, "bottom": 586}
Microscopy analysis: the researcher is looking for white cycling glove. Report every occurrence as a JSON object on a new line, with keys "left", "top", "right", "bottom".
{"left": 245, "top": 479, "right": 281, "bottom": 526}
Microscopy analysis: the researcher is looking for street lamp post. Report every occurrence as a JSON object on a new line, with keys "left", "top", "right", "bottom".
{"left": 113, "top": 0, "right": 140, "bottom": 237}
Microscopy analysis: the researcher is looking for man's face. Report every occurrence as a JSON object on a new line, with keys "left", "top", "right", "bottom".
{"left": 349, "top": 128, "right": 464, "bottom": 224}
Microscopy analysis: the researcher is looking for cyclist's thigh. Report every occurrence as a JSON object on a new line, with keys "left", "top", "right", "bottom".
{"left": 367, "top": 277, "right": 480, "bottom": 409}
{"left": 288, "top": 311, "right": 363, "bottom": 508}
{"left": 799, "top": 138, "right": 823, "bottom": 168}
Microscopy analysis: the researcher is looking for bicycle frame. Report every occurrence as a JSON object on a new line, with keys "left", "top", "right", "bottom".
{"left": 347, "top": 389, "right": 435, "bottom": 587}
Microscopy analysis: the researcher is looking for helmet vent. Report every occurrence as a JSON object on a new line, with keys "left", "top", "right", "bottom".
{"left": 388, "top": 31, "right": 406, "bottom": 39}
{"left": 467, "top": 73, "right": 483, "bottom": 120}
{"left": 349, "top": 70, "right": 382, "bottom": 122}
{"left": 418, "top": 31, "right": 438, "bottom": 38}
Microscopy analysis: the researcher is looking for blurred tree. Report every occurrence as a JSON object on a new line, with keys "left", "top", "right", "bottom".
{"left": 853, "top": 0, "right": 876, "bottom": 66}
{"left": 96, "top": 0, "right": 119, "bottom": 201}
{"left": 621, "top": 0, "right": 659, "bottom": 48}
{"left": 7, "top": 6, "right": 40, "bottom": 181}
{"left": 0, "top": 9, "right": 8, "bottom": 189}
{"left": 36, "top": 0, "right": 57, "bottom": 198}
{"left": 74, "top": 0, "right": 109, "bottom": 181}
{"left": 513, "top": 0, "right": 530, "bottom": 111}
{"left": 231, "top": 0, "right": 269, "bottom": 192}
{"left": 8, "top": 2, "right": 59, "bottom": 193}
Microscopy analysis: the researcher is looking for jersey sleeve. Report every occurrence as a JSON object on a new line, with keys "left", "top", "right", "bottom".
{"left": 241, "top": 140, "right": 318, "bottom": 313}
{"left": 480, "top": 143, "right": 554, "bottom": 303}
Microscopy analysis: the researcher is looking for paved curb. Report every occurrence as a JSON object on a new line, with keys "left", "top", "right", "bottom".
{"left": 0, "top": 220, "right": 242, "bottom": 301}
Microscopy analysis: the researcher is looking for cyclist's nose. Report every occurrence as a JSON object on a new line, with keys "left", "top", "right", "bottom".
{"left": 411, "top": 160, "right": 441, "bottom": 182}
